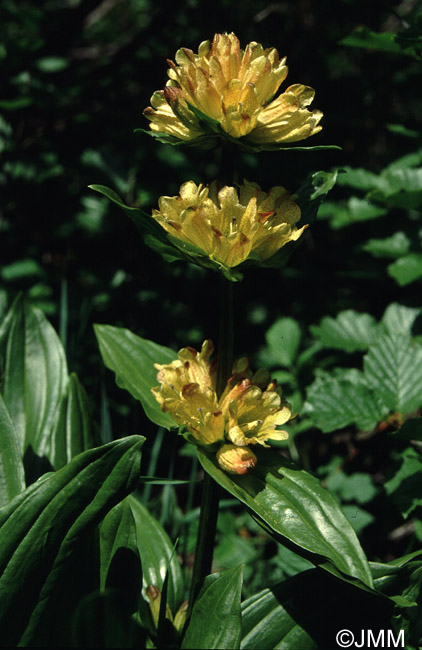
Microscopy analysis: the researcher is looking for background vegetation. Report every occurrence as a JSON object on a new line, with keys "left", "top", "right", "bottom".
{"left": 1, "top": 0, "right": 422, "bottom": 640}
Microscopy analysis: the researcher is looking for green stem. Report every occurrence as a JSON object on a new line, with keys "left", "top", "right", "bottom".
{"left": 188, "top": 276, "right": 234, "bottom": 612}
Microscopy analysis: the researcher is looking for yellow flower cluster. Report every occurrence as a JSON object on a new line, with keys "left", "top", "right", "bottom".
{"left": 152, "top": 340, "right": 292, "bottom": 474}
{"left": 144, "top": 32, "right": 322, "bottom": 147}
{"left": 152, "top": 180, "right": 306, "bottom": 269}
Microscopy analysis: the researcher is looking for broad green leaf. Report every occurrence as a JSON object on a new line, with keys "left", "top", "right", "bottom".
{"left": 100, "top": 499, "right": 142, "bottom": 608}
{"left": 0, "top": 435, "right": 144, "bottom": 646}
{"left": 325, "top": 471, "right": 378, "bottom": 506}
{"left": 182, "top": 566, "right": 243, "bottom": 650}
{"left": 388, "top": 253, "right": 422, "bottom": 286}
{"left": 362, "top": 232, "right": 411, "bottom": 259}
{"left": 241, "top": 569, "right": 391, "bottom": 650}
{"left": 384, "top": 448, "right": 422, "bottom": 519}
{"left": 50, "top": 372, "right": 101, "bottom": 470}
{"left": 381, "top": 303, "right": 421, "bottom": 337}
{"left": 311, "top": 310, "right": 378, "bottom": 352}
{"left": 198, "top": 448, "right": 374, "bottom": 589}
{"left": 304, "top": 371, "right": 387, "bottom": 432}
{"left": 265, "top": 317, "right": 301, "bottom": 367}
{"left": 128, "top": 494, "right": 184, "bottom": 613}
{"left": 94, "top": 324, "right": 176, "bottom": 428}
{"left": 363, "top": 334, "right": 422, "bottom": 413}
{"left": 0, "top": 295, "right": 68, "bottom": 475}
{"left": 0, "top": 394, "right": 25, "bottom": 507}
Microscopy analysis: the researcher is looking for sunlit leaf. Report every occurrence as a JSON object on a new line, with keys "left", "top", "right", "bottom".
{"left": 94, "top": 324, "right": 176, "bottom": 428}
{"left": 198, "top": 448, "right": 374, "bottom": 589}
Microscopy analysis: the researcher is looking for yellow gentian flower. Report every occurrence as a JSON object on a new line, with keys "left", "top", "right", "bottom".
{"left": 152, "top": 340, "right": 292, "bottom": 473}
{"left": 143, "top": 33, "right": 322, "bottom": 149}
{"left": 152, "top": 180, "right": 306, "bottom": 269}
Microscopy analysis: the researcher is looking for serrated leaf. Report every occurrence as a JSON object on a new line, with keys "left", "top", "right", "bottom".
{"left": 0, "top": 394, "right": 25, "bottom": 507}
{"left": 128, "top": 494, "right": 184, "bottom": 613}
{"left": 94, "top": 324, "right": 176, "bottom": 428}
{"left": 311, "top": 310, "right": 378, "bottom": 352}
{"left": 198, "top": 448, "right": 374, "bottom": 589}
{"left": 182, "top": 566, "right": 242, "bottom": 650}
{"left": 265, "top": 317, "right": 301, "bottom": 367}
{"left": 0, "top": 295, "right": 68, "bottom": 478}
{"left": 388, "top": 253, "right": 422, "bottom": 286}
{"left": 0, "top": 436, "right": 144, "bottom": 646}
{"left": 363, "top": 334, "right": 422, "bottom": 413}
{"left": 381, "top": 303, "right": 422, "bottom": 337}
{"left": 304, "top": 372, "right": 387, "bottom": 432}
{"left": 384, "top": 448, "right": 422, "bottom": 519}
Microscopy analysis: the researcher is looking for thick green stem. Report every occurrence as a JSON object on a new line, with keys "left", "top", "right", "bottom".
{"left": 188, "top": 277, "right": 234, "bottom": 612}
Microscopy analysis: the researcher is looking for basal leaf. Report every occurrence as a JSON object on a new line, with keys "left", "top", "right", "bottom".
{"left": 0, "top": 394, "right": 25, "bottom": 507}
{"left": 197, "top": 448, "right": 374, "bottom": 589}
{"left": 0, "top": 435, "right": 144, "bottom": 646}
{"left": 363, "top": 334, "right": 422, "bottom": 414}
{"left": 0, "top": 295, "right": 68, "bottom": 479}
{"left": 182, "top": 566, "right": 242, "bottom": 650}
{"left": 50, "top": 373, "right": 101, "bottom": 470}
{"left": 94, "top": 324, "right": 176, "bottom": 428}
{"left": 311, "top": 310, "right": 378, "bottom": 352}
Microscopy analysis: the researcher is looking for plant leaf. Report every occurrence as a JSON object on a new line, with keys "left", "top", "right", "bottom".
{"left": 50, "top": 372, "right": 101, "bottom": 470}
{"left": 0, "top": 294, "right": 68, "bottom": 480}
{"left": 0, "top": 435, "right": 144, "bottom": 646}
{"left": 197, "top": 448, "right": 374, "bottom": 589}
{"left": 265, "top": 317, "right": 301, "bottom": 367}
{"left": 128, "top": 494, "right": 185, "bottom": 613}
{"left": 311, "top": 310, "right": 378, "bottom": 352}
{"left": 182, "top": 566, "right": 243, "bottom": 650}
{"left": 0, "top": 394, "right": 25, "bottom": 507}
{"left": 363, "top": 334, "right": 422, "bottom": 413}
{"left": 100, "top": 498, "right": 142, "bottom": 608}
{"left": 241, "top": 569, "right": 391, "bottom": 650}
{"left": 94, "top": 324, "right": 177, "bottom": 428}
{"left": 388, "top": 253, "right": 422, "bottom": 286}
{"left": 384, "top": 448, "right": 422, "bottom": 519}
{"left": 304, "top": 371, "right": 388, "bottom": 432}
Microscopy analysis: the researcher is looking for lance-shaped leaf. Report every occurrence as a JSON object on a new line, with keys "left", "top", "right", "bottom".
{"left": 0, "top": 295, "right": 68, "bottom": 469}
{"left": 241, "top": 568, "right": 392, "bottom": 650}
{"left": 182, "top": 566, "right": 243, "bottom": 650}
{"left": 50, "top": 372, "right": 101, "bottom": 470}
{"left": 128, "top": 494, "right": 185, "bottom": 613}
{"left": 94, "top": 324, "right": 176, "bottom": 428}
{"left": 197, "top": 448, "right": 373, "bottom": 590}
{"left": 0, "top": 435, "right": 144, "bottom": 646}
{"left": 0, "top": 394, "right": 25, "bottom": 507}
{"left": 363, "top": 334, "right": 422, "bottom": 414}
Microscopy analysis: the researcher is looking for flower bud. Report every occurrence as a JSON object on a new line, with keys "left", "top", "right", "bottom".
{"left": 216, "top": 444, "right": 258, "bottom": 475}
